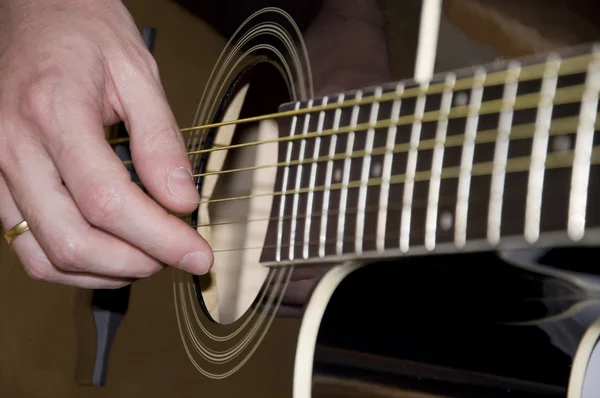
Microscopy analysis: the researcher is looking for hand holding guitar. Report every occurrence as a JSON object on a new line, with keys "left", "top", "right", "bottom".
{"left": 0, "top": 0, "right": 213, "bottom": 288}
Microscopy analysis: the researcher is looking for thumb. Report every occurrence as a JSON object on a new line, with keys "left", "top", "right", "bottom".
{"left": 110, "top": 54, "right": 200, "bottom": 215}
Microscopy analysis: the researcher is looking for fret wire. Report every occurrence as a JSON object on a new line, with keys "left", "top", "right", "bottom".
{"left": 400, "top": 82, "right": 429, "bottom": 253}
{"left": 319, "top": 94, "right": 345, "bottom": 257}
{"left": 525, "top": 54, "right": 562, "bottom": 243}
{"left": 336, "top": 91, "right": 362, "bottom": 255}
{"left": 276, "top": 102, "right": 300, "bottom": 262}
{"left": 568, "top": 46, "right": 600, "bottom": 241}
{"left": 425, "top": 73, "right": 456, "bottom": 251}
{"left": 289, "top": 100, "right": 314, "bottom": 260}
{"left": 356, "top": 87, "right": 382, "bottom": 254}
{"left": 376, "top": 83, "right": 404, "bottom": 252}
{"left": 488, "top": 61, "right": 522, "bottom": 245}
{"left": 303, "top": 97, "right": 328, "bottom": 259}
{"left": 199, "top": 146, "right": 600, "bottom": 205}
{"left": 455, "top": 68, "right": 487, "bottom": 248}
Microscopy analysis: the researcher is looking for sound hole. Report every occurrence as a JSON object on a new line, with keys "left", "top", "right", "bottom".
{"left": 582, "top": 340, "right": 600, "bottom": 398}
{"left": 196, "top": 62, "right": 290, "bottom": 325}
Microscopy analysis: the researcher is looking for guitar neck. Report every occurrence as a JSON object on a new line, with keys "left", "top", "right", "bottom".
{"left": 259, "top": 42, "right": 600, "bottom": 266}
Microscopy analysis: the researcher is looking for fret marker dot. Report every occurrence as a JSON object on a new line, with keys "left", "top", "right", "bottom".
{"left": 334, "top": 168, "right": 342, "bottom": 182}
{"left": 454, "top": 92, "right": 469, "bottom": 107}
{"left": 440, "top": 212, "right": 453, "bottom": 231}
{"left": 552, "top": 135, "right": 572, "bottom": 152}
{"left": 372, "top": 162, "right": 382, "bottom": 177}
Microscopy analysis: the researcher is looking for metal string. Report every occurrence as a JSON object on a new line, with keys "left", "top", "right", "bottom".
{"left": 192, "top": 115, "right": 596, "bottom": 179}
{"left": 106, "top": 52, "right": 593, "bottom": 148}
{"left": 194, "top": 183, "right": 531, "bottom": 232}
{"left": 197, "top": 146, "right": 600, "bottom": 205}
{"left": 208, "top": 192, "right": 580, "bottom": 254}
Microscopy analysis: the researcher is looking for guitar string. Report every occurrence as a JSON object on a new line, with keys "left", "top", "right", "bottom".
{"left": 197, "top": 146, "right": 600, "bottom": 205}
{"left": 208, "top": 185, "right": 589, "bottom": 254}
{"left": 184, "top": 84, "right": 587, "bottom": 157}
{"left": 190, "top": 115, "right": 597, "bottom": 179}
{"left": 118, "top": 83, "right": 590, "bottom": 173}
{"left": 106, "top": 52, "right": 593, "bottom": 148}
{"left": 163, "top": 117, "right": 597, "bottom": 225}
{"left": 193, "top": 184, "right": 531, "bottom": 233}
{"left": 165, "top": 146, "right": 600, "bottom": 253}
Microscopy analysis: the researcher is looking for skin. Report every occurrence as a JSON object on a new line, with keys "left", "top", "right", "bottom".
{"left": 0, "top": 0, "right": 387, "bottom": 298}
{"left": 0, "top": 0, "right": 213, "bottom": 288}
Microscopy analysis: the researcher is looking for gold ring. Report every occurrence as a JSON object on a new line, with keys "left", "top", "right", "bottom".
{"left": 4, "top": 220, "right": 30, "bottom": 245}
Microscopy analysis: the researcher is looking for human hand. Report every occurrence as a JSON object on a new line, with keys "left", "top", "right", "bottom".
{"left": 0, "top": 0, "right": 213, "bottom": 288}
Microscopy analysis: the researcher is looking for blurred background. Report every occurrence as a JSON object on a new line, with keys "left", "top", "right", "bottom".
{"left": 0, "top": 0, "right": 599, "bottom": 397}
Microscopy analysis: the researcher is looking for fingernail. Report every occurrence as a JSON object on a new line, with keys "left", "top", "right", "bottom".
{"left": 168, "top": 167, "right": 199, "bottom": 203}
{"left": 177, "top": 251, "right": 212, "bottom": 274}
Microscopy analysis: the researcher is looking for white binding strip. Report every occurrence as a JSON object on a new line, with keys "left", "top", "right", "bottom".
{"left": 377, "top": 83, "right": 404, "bottom": 252}
{"left": 293, "top": 262, "right": 362, "bottom": 398}
{"left": 336, "top": 91, "right": 362, "bottom": 255}
{"left": 425, "top": 73, "right": 456, "bottom": 251}
{"left": 303, "top": 97, "right": 328, "bottom": 259}
{"left": 355, "top": 87, "right": 382, "bottom": 254}
{"left": 487, "top": 61, "right": 522, "bottom": 245}
{"left": 568, "top": 46, "right": 600, "bottom": 241}
{"left": 319, "top": 94, "right": 345, "bottom": 258}
{"left": 524, "top": 54, "right": 561, "bottom": 243}
{"left": 276, "top": 102, "right": 300, "bottom": 262}
{"left": 400, "top": 82, "right": 428, "bottom": 253}
{"left": 454, "top": 68, "right": 486, "bottom": 248}
{"left": 289, "top": 100, "right": 313, "bottom": 260}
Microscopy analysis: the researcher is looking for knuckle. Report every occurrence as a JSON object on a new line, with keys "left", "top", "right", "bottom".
{"left": 124, "top": 44, "right": 160, "bottom": 80}
{"left": 144, "top": 55, "right": 160, "bottom": 80}
{"left": 47, "top": 239, "right": 81, "bottom": 272}
{"left": 136, "top": 263, "right": 162, "bottom": 279}
{"left": 22, "top": 259, "right": 56, "bottom": 283}
{"left": 79, "top": 182, "right": 124, "bottom": 226}
{"left": 18, "top": 68, "right": 64, "bottom": 125}
{"left": 138, "top": 126, "right": 181, "bottom": 154}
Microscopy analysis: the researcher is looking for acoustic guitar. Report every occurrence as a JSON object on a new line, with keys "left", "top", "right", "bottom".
{"left": 85, "top": 1, "right": 600, "bottom": 397}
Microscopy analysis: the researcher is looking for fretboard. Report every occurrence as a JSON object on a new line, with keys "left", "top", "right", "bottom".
{"left": 260, "top": 42, "right": 600, "bottom": 266}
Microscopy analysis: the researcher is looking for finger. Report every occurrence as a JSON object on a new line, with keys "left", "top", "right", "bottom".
{"left": 1, "top": 143, "right": 165, "bottom": 279}
{"left": 44, "top": 105, "right": 213, "bottom": 275}
{"left": 109, "top": 52, "right": 200, "bottom": 215}
{"left": 0, "top": 173, "right": 131, "bottom": 289}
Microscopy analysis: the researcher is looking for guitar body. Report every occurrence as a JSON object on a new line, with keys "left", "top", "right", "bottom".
{"left": 2, "top": 1, "right": 600, "bottom": 398}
